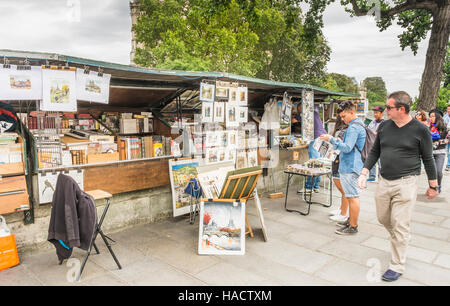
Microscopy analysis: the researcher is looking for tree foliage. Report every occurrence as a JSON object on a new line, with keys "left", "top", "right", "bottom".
{"left": 133, "top": 0, "right": 331, "bottom": 85}
{"left": 363, "top": 76, "right": 387, "bottom": 106}
{"left": 326, "top": 73, "right": 359, "bottom": 94}
{"left": 339, "top": 0, "right": 450, "bottom": 111}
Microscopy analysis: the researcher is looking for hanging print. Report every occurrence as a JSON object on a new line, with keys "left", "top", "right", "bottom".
{"left": 76, "top": 68, "right": 111, "bottom": 103}
{"left": 0, "top": 65, "right": 43, "bottom": 100}
{"left": 41, "top": 68, "right": 77, "bottom": 112}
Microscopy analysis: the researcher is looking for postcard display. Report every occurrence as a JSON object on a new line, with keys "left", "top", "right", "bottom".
{"left": 301, "top": 90, "right": 314, "bottom": 143}
{"left": 196, "top": 80, "right": 258, "bottom": 255}
{"left": 199, "top": 81, "right": 256, "bottom": 169}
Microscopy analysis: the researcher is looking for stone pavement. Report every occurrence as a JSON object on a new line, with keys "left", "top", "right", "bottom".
{"left": 1, "top": 171, "right": 449, "bottom": 286}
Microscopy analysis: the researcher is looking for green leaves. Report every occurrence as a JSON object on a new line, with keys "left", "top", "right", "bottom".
{"left": 134, "top": 0, "right": 331, "bottom": 84}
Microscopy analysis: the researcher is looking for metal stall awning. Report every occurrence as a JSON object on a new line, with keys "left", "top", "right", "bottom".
{"left": 0, "top": 49, "right": 360, "bottom": 113}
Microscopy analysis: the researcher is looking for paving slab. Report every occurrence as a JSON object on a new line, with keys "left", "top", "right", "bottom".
{"left": 2, "top": 172, "right": 449, "bottom": 286}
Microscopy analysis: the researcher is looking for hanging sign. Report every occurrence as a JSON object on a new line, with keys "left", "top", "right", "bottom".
{"left": 0, "top": 65, "right": 43, "bottom": 100}
{"left": 41, "top": 67, "right": 77, "bottom": 112}
{"left": 76, "top": 68, "right": 111, "bottom": 104}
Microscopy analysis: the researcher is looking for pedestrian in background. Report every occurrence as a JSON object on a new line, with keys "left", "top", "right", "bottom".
{"left": 415, "top": 110, "right": 429, "bottom": 127}
{"left": 444, "top": 105, "right": 450, "bottom": 171}
{"left": 320, "top": 101, "right": 366, "bottom": 235}
{"left": 367, "top": 106, "right": 384, "bottom": 181}
{"left": 429, "top": 109, "right": 448, "bottom": 193}
{"left": 302, "top": 106, "right": 327, "bottom": 194}
{"left": 358, "top": 91, "right": 438, "bottom": 282}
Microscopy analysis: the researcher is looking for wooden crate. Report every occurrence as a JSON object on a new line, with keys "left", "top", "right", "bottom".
{"left": 0, "top": 136, "right": 25, "bottom": 177}
{"left": 0, "top": 176, "right": 29, "bottom": 214}
{"left": 86, "top": 152, "right": 120, "bottom": 164}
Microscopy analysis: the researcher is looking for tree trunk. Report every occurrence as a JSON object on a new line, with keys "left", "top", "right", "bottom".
{"left": 417, "top": 4, "right": 450, "bottom": 111}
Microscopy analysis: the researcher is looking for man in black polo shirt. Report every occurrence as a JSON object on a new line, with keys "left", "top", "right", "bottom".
{"left": 358, "top": 91, "right": 438, "bottom": 282}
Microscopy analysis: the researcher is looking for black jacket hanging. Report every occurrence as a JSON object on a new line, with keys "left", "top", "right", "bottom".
{"left": 48, "top": 173, "right": 97, "bottom": 262}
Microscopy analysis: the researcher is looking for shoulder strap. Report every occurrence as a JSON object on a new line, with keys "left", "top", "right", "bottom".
{"left": 350, "top": 121, "right": 366, "bottom": 152}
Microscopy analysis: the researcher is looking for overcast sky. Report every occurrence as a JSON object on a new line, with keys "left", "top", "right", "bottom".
{"left": 0, "top": 0, "right": 430, "bottom": 98}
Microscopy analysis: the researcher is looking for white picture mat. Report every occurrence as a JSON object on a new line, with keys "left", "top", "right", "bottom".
{"left": 198, "top": 200, "right": 245, "bottom": 255}
{"left": 168, "top": 158, "right": 201, "bottom": 217}
{"left": 214, "top": 102, "right": 225, "bottom": 122}
{"left": 76, "top": 68, "right": 111, "bottom": 103}
{"left": 38, "top": 170, "right": 84, "bottom": 204}
{"left": 226, "top": 103, "right": 239, "bottom": 127}
{"left": 200, "top": 83, "right": 215, "bottom": 102}
{"left": 41, "top": 69, "right": 77, "bottom": 112}
{"left": 238, "top": 107, "right": 248, "bottom": 123}
{"left": 202, "top": 102, "right": 214, "bottom": 123}
{"left": 0, "top": 65, "right": 43, "bottom": 100}
{"left": 238, "top": 86, "right": 248, "bottom": 106}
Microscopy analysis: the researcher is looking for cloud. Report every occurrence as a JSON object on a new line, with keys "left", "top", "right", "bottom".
{"left": 0, "top": 0, "right": 432, "bottom": 98}
{"left": 322, "top": 2, "right": 430, "bottom": 98}
{"left": 0, "top": 0, "right": 132, "bottom": 65}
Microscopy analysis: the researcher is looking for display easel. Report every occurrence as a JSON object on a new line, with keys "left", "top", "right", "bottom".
{"left": 200, "top": 166, "right": 266, "bottom": 240}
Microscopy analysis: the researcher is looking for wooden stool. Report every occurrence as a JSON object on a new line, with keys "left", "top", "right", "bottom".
{"left": 77, "top": 190, "right": 122, "bottom": 281}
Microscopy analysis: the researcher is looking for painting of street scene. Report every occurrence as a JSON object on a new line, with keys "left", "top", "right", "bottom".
{"left": 10, "top": 75, "right": 31, "bottom": 89}
{"left": 169, "top": 159, "right": 200, "bottom": 217}
{"left": 198, "top": 201, "right": 245, "bottom": 255}
{"left": 50, "top": 79, "right": 70, "bottom": 103}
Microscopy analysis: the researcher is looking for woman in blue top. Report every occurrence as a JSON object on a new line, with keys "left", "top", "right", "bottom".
{"left": 320, "top": 101, "right": 366, "bottom": 235}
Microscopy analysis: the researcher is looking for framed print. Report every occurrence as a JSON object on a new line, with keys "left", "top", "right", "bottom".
{"left": 217, "top": 148, "right": 227, "bottom": 163}
{"left": 227, "top": 130, "right": 237, "bottom": 147}
{"left": 226, "top": 148, "right": 236, "bottom": 163}
{"left": 215, "top": 81, "right": 230, "bottom": 99}
{"left": 76, "top": 68, "right": 111, "bottom": 104}
{"left": 41, "top": 68, "right": 77, "bottom": 112}
{"left": 236, "top": 150, "right": 248, "bottom": 169}
{"left": 217, "top": 130, "right": 228, "bottom": 147}
{"left": 229, "top": 88, "right": 238, "bottom": 104}
{"left": 214, "top": 102, "right": 225, "bottom": 122}
{"left": 38, "top": 170, "right": 83, "bottom": 204}
{"left": 226, "top": 103, "right": 239, "bottom": 127}
{"left": 331, "top": 102, "right": 339, "bottom": 119}
{"left": 206, "top": 147, "right": 218, "bottom": 164}
{"left": 200, "top": 82, "right": 215, "bottom": 102}
{"left": 247, "top": 149, "right": 258, "bottom": 167}
{"left": 198, "top": 200, "right": 245, "bottom": 255}
{"left": 168, "top": 158, "right": 201, "bottom": 217}
{"left": 238, "top": 86, "right": 248, "bottom": 106}
{"left": 237, "top": 130, "right": 247, "bottom": 148}
{"left": 279, "top": 93, "right": 292, "bottom": 136}
{"left": 201, "top": 102, "right": 214, "bottom": 123}
{"left": 238, "top": 107, "right": 248, "bottom": 123}
{"left": 196, "top": 169, "right": 224, "bottom": 198}
{"left": 0, "top": 65, "right": 42, "bottom": 100}
{"left": 205, "top": 131, "right": 218, "bottom": 147}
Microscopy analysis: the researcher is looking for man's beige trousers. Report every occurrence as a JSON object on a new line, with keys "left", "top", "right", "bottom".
{"left": 375, "top": 175, "right": 419, "bottom": 274}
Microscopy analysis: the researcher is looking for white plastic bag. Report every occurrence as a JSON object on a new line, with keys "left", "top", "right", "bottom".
{"left": 260, "top": 98, "right": 280, "bottom": 130}
{"left": 0, "top": 215, "right": 11, "bottom": 237}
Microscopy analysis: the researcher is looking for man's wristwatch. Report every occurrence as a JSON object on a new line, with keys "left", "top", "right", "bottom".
{"left": 429, "top": 186, "right": 439, "bottom": 191}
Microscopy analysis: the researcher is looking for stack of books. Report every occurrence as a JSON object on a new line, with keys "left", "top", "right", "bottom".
{"left": 117, "top": 135, "right": 171, "bottom": 160}
{"left": 0, "top": 133, "right": 22, "bottom": 164}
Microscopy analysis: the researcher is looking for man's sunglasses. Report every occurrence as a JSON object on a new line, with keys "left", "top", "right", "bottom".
{"left": 385, "top": 105, "right": 398, "bottom": 110}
